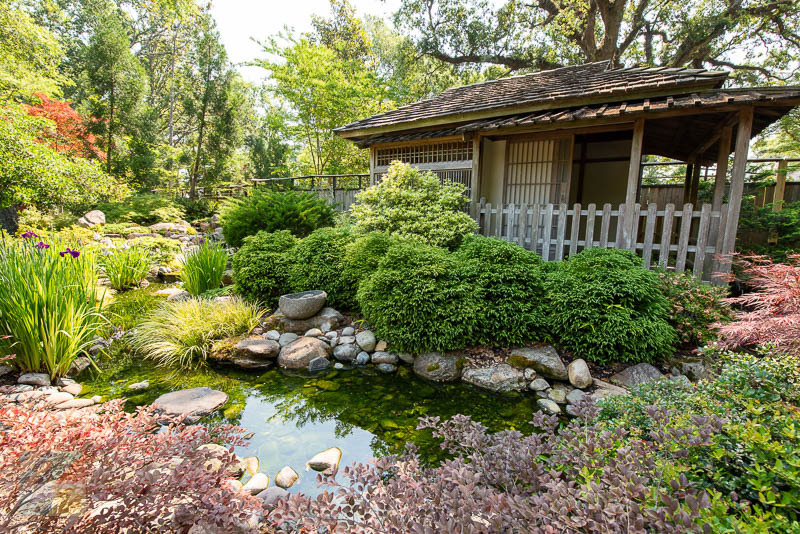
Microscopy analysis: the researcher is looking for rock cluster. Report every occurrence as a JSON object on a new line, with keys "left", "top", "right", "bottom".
{"left": 1, "top": 375, "right": 101, "bottom": 409}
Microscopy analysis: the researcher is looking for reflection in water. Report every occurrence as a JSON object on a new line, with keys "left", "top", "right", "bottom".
{"left": 84, "top": 355, "right": 539, "bottom": 495}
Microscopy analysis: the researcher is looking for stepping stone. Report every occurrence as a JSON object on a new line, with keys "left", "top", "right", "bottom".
{"left": 235, "top": 337, "right": 279, "bottom": 359}
{"left": 152, "top": 387, "right": 228, "bottom": 423}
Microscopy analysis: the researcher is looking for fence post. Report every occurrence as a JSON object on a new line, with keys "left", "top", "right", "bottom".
{"left": 774, "top": 159, "right": 788, "bottom": 212}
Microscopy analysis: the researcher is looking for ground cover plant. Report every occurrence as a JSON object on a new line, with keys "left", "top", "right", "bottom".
{"left": 544, "top": 248, "right": 677, "bottom": 363}
{"left": 100, "top": 244, "right": 151, "bottom": 290}
{"left": 130, "top": 297, "right": 263, "bottom": 367}
{"left": 232, "top": 230, "right": 298, "bottom": 306}
{"left": 350, "top": 161, "right": 477, "bottom": 250}
{"left": 657, "top": 270, "right": 734, "bottom": 346}
{"left": 181, "top": 240, "right": 228, "bottom": 296}
{"left": 0, "top": 399, "right": 261, "bottom": 533}
{"left": 221, "top": 189, "right": 335, "bottom": 248}
{"left": 719, "top": 254, "right": 800, "bottom": 354}
{"left": 96, "top": 194, "right": 186, "bottom": 226}
{"left": 0, "top": 234, "right": 103, "bottom": 378}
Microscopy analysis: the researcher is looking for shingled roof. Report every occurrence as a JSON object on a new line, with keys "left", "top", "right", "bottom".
{"left": 336, "top": 61, "right": 729, "bottom": 136}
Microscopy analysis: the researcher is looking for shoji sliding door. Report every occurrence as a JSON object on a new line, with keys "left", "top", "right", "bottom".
{"left": 503, "top": 136, "right": 573, "bottom": 205}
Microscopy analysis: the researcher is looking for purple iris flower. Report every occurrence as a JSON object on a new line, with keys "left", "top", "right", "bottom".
{"left": 60, "top": 248, "right": 81, "bottom": 258}
{"left": 21, "top": 231, "right": 39, "bottom": 239}
{"left": 35, "top": 241, "right": 50, "bottom": 249}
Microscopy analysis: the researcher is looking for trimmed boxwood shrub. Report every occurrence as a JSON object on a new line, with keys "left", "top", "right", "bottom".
{"left": 356, "top": 240, "right": 479, "bottom": 353}
{"left": 232, "top": 230, "right": 297, "bottom": 307}
{"left": 544, "top": 248, "right": 677, "bottom": 363}
{"left": 341, "top": 232, "right": 400, "bottom": 292}
{"left": 454, "top": 235, "right": 548, "bottom": 345}
{"left": 288, "top": 226, "right": 358, "bottom": 309}
{"left": 221, "top": 190, "right": 335, "bottom": 248}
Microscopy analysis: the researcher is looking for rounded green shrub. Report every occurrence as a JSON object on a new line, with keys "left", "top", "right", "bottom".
{"left": 341, "top": 232, "right": 401, "bottom": 296}
{"left": 356, "top": 240, "right": 479, "bottom": 353}
{"left": 288, "top": 226, "right": 358, "bottom": 309}
{"left": 350, "top": 161, "right": 477, "bottom": 250}
{"left": 454, "top": 235, "right": 548, "bottom": 345}
{"left": 232, "top": 230, "right": 297, "bottom": 306}
{"left": 221, "top": 190, "right": 335, "bottom": 248}
{"left": 544, "top": 248, "right": 677, "bottom": 363}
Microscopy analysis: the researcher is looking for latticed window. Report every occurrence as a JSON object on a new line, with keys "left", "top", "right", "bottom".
{"left": 376, "top": 142, "right": 473, "bottom": 167}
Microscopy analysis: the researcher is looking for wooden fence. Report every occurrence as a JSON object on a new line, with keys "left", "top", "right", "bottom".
{"left": 640, "top": 182, "right": 800, "bottom": 208}
{"left": 476, "top": 200, "right": 731, "bottom": 281}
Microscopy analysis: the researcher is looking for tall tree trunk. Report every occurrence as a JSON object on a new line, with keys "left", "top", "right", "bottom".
{"left": 106, "top": 80, "right": 115, "bottom": 175}
{"left": 190, "top": 99, "right": 208, "bottom": 200}
{"left": 168, "top": 24, "right": 178, "bottom": 190}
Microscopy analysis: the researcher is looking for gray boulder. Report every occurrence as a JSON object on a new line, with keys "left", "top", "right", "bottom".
{"left": 277, "top": 307, "right": 345, "bottom": 334}
{"left": 371, "top": 352, "right": 398, "bottom": 365}
{"left": 567, "top": 358, "right": 592, "bottom": 389}
{"left": 462, "top": 364, "right": 526, "bottom": 393}
{"left": 278, "top": 333, "right": 299, "bottom": 347}
{"left": 67, "top": 356, "right": 91, "bottom": 377}
{"left": 548, "top": 383, "right": 572, "bottom": 404}
{"left": 221, "top": 269, "right": 234, "bottom": 286}
{"left": 333, "top": 343, "right": 360, "bottom": 362}
{"left": 355, "top": 330, "right": 377, "bottom": 352}
{"left": 341, "top": 327, "right": 355, "bottom": 336}
{"left": 566, "top": 388, "right": 588, "bottom": 405}
{"left": 278, "top": 337, "right": 332, "bottom": 369}
{"left": 670, "top": 358, "right": 710, "bottom": 382}
{"left": 152, "top": 387, "right": 228, "bottom": 423}
{"left": 398, "top": 353, "right": 415, "bottom": 365}
{"left": 377, "top": 363, "right": 397, "bottom": 373}
{"left": 257, "top": 487, "right": 289, "bottom": 508}
{"left": 355, "top": 351, "right": 371, "bottom": 366}
{"left": 279, "top": 290, "right": 327, "bottom": 320}
{"left": 308, "top": 356, "right": 331, "bottom": 372}
{"left": 509, "top": 346, "right": 568, "bottom": 380}
{"left": 610, "top": 363, "right": 664, "bottom": 388}
{"left": 264, "top": 330, "right": 281, "bottom": 341}
{"left": 235, "top": 337, "right": 280, "bottom": 359}
{"left": 18, "top": 373, "right": 50, "bottom": 387}
{"left": 413, "top": 352, "right": 464, "bottom": 382}
{"left": 537, "top": 398, "right": 561, "bottom": 415}
{"left": 83, "top": 210, "right": 106, "bottom": 226}
{"left": 529, "top": 378, "right": 550, "bottom": 391}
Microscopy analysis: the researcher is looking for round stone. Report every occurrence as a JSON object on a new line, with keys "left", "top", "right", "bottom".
{"left": 371, "top": 351, "right": 398, "bottom": 365}
{"left": 333, "top": 343, "right": 360, "bottom": 362}
{"left": 377, "top": 363, "right": 397, "bottom": 373}
{"left": 567, "top": 358, "right": 592, "bottom": 389}
{"left": 355, "top": 330, "right": 377, "bottom": 352}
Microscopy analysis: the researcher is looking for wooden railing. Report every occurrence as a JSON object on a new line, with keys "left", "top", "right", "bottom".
{"left": 476, "top": 199, "right": 731, "bottom": 281}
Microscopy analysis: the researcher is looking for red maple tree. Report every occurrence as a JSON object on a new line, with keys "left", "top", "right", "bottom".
{"left": 25, "top": 92, "right": 106, "bottom": 161}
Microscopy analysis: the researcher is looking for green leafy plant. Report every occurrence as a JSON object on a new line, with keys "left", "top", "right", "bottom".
{"left": 131, "top": 236, "right": 182, "bottom": 267}
{"left": 232, "top": 230, "right": 297, "bottom": 306}
{"left": 454, "top": 234, "right": 548, "bottom": 345}
{"left": 350, "top": 161, "right": 477, "bottom": 250}
{"left": 221, "top": 189, "right": 335, "bottom": 248}
{"left": 96, "top": 194, "right": 186, "bottom": 226}
{"left": 657, "top": 270, "right": 734, "bottom": 346}
{"left": 100, "top": 244, "right": 151, "bottom": 290}
{"left": 288, "top": 226, "right": 358, "bottom": 309}
{"left": 130, "top": 297, "right": 263, "bottom": 367}
{"left": 356, "top": 240, "right": 479, "bottom": 353}
{"left": 0, "top": 236, "right": 103, "bottom": 378}
{"left": 181, "top": 240, "right": 228, "bottom": 296}
{"left": 544, "top": 248, "right": 677, "bottom": 363}
{"left": 737, "top": 201, "right": 800, "bottom": 261}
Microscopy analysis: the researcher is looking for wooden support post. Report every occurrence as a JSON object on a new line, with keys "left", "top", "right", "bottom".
{"left": 720, "top": 107, "right": 754, "bottom": 273}
{"left": 623, "top": 119, "right": 645, "bottom": 249}
{"left": 774, "top": 159, "right": 788, "bottom": 212}
{"left": 689, "top": 161, "right": 701, "bottom": 205}
{"left": 470, "top": 137, "right": 481, "bottom": 217}
{"left": 683, "top": 162, "right": 694, "bottom": 204}
{"left": 712, "top": 126, "right": 732, "bottom": 212}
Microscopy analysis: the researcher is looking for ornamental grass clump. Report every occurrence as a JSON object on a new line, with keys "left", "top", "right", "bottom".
{"left": 100, "top": 243, "right": 151, "bottom": 290}
{"left": 181, "top": 240, "right": 228, "bottom": 296}
{"left": 131, "top": 297, "right": 263, "bottom": 367}
{"left": 0, "top": 234, "right": 103, "bottom": 378}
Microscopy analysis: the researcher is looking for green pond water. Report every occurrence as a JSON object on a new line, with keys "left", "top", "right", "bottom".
{"left": 83, "top": 285, "right": 540, "bottom": 495}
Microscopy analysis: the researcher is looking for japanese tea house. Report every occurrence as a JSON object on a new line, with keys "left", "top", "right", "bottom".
{"left": 334, "top": 61, "right": 800, "bottom": 281}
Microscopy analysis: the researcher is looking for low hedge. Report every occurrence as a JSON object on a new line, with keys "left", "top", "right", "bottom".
{"left": 233, "top": 229, "right": 727, "bottom": 362}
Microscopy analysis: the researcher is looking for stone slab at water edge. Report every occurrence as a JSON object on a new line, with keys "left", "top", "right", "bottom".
{"left": 279, "top": 290, "right": 328, "bottom": 319}
{"left": 508, "top": 346, "right": 569, "bottom": 380}
{"left": 152, "top": 387, "right": 228, "bottom": 424}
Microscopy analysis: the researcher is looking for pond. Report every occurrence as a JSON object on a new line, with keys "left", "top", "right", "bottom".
{"left": 83, "top": 286, "right": 539, "bottom": 495}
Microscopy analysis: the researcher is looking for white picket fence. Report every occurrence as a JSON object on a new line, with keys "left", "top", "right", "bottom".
{"left": 475, "top": 200, "right": 731, "bottom": 281}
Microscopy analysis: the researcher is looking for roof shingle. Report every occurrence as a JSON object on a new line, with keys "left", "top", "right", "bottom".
{"left": 336, "top": 61, "right": 729, "bottom": 134}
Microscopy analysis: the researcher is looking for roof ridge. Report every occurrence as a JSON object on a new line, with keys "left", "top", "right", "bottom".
{"left": 607, "top": 64, "right": 729, "bottom": 78}
{"left": 438, "top": 61, "right": 612, "bottom": 93}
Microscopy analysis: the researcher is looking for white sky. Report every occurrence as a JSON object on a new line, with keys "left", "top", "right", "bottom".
{"left": 210, "top": 0, "right": 402, "bottom": 84}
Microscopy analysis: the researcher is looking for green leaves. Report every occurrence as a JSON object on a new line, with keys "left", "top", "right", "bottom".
{"left": 101, "top": 245, "right": 151, "bottom": 291}
{"left": 180, "top": 240, "right": 227, "bottom": 296}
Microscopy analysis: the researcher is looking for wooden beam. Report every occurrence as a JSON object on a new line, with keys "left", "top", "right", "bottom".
{"left": 720, "top": 107, "right": 755, "bottom": 272}
{"left": 470, "top": 137, "right": 482, "bottom": 217}
{"left": 773, "top": 159, "right": 788, "bottom": 212}
{"left": 683, "top": 162, "right": 694, "bottom": 204}
{"left": 688, "top": 113, "right": 738, "bottom": 161}
{"left": 712, "top": 126, "right": 732, "bottom": 211}
{"left": 623, "top": 119, "right": 645, "bottom": 249}
{"left": 689, "top": 161, "right": 702, "bottom": 205}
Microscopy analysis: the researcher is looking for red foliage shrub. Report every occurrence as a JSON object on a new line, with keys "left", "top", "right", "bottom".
{"left": 718, "top": 255, "right": 800, "bottom": 354}
{"left": 271, "top": 401, "right": 723, "bottom": 533}
{"left": 0, "top": 398, "right": 262, "bottom": 533}
{"left": 24, "top": 93, "right": 106, "bottom": 160}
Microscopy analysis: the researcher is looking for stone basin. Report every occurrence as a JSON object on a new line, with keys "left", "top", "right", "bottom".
{"left": 279, "top": 290, "right": 327, "bottom": 319}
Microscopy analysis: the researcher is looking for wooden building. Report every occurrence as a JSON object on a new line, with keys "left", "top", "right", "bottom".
{"left": 335, "top": 62, "right": 800, "bottom": 281}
